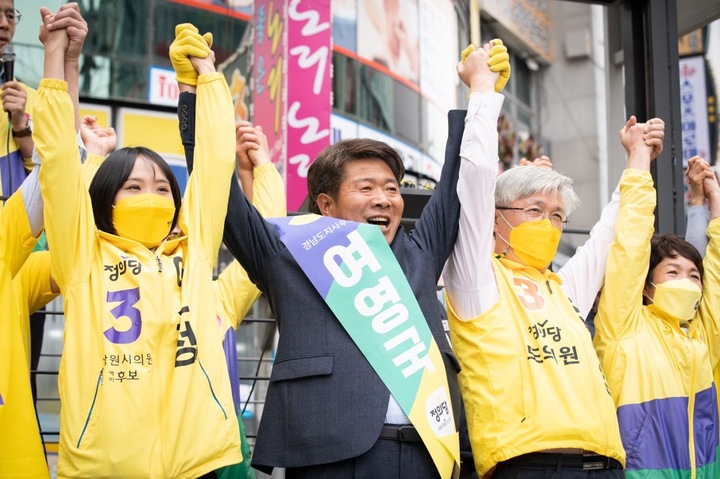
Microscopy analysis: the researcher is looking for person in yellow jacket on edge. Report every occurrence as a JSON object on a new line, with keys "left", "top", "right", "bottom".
{"left": 0, "top": 98, "right": 47, "bottom": 479}
{"left": 594, "top": 122, "right": 720, "bottom": 479}
{"left": 35, "top": 6, "right": 244, "bottom": 477}
{"left": 0, "top": 134, "right": 46, "bottom": 479}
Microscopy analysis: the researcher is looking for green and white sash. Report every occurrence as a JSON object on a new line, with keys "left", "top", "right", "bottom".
{"left": 267, "top": 214, "right": 460, "bottom": 478}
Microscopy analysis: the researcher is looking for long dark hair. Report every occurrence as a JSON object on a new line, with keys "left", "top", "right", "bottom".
{"left": 88, "top": 147, "right": 182, "bottom": 234}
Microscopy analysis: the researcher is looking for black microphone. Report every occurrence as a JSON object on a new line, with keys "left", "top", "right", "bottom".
{"left": 2, "top": 44, "right": 14, "bottom": 83}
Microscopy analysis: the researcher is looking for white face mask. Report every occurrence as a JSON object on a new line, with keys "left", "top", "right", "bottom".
{"left": 647, "top": 278, "right": 702, "bottom": 321}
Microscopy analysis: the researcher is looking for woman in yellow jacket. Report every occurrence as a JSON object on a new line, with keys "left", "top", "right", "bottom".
{"left": 35, "top": 10, "right": 244, "bottom": 478}
{"left": 594, "top": 117, "right": 720, "bottom": 479}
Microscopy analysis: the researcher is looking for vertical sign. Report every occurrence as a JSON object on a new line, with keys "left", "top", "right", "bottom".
{"left": 286, "top": 0, "right": 332, "bottom": 211}
{"left": 679, "top": 56, "right": 711, "bottom": 165}
{"left": 253, "top": 0, "right": 287, "bottom": 173}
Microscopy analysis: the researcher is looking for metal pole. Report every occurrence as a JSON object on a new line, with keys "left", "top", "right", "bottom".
{"left": 622, "top": 0, "right": 684, "bottom": 234}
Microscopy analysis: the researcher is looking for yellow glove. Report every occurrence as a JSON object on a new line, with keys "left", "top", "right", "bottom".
{"left": 460, "top": 41, "right": 510, "bottom": 92}
{"left": 460, "top": 44, "right": 476, "bottom": 63}
{"left": 488, "top": 39, "right": 510, "bottom": 93}
{"left": 169, "top": 23, "right": 214, "bottom": 86}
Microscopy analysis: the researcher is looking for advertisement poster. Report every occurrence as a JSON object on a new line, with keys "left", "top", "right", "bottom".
{"left": 357, "top": 0, "right": 420, "bottom": 84}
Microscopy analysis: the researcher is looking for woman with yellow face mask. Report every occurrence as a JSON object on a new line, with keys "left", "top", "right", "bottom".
{"left": 34, "top": 13, "right": 245, "bottom": 478}
{"left": 593, "top": 148, "right": 720, "bottom": 479}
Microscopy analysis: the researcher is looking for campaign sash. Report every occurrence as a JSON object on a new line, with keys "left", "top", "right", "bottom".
{"left": 268, "top": 214, "right": 460, "bottom": 478}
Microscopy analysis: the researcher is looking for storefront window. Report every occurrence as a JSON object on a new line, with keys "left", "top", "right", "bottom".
{"left": 74, "top": 0, "right": 248, "bottom": 102}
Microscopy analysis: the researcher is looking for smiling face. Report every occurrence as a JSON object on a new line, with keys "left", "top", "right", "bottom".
{"left": 0, "top": 0, "right": 15, "bottom": 49}
{"left": 644, "top": 254, "right": 703, "bottom": 301}
{"left": 113, "top": 156, "right": 174, "bottom": 206}
{"left": 316, "top": 158, "right": 404, "bottom": 244}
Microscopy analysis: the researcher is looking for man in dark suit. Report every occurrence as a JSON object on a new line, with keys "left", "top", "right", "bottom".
{"left": 179, "top": 40, "right": 506, "bottom": 479}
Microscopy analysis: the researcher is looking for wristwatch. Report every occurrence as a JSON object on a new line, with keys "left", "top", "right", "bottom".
{"left": 12, "top": 117, "right": 32, "bottom": 138}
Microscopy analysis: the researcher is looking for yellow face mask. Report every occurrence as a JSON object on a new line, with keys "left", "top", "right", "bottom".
{"left": 112, "top": 193, "right": 175, "bottom": 249}
{"left": 497, "top": 215, "right": 561, "bottom": 270}
{"left": 648, "top": 278, "right": 702, "bottom": 321}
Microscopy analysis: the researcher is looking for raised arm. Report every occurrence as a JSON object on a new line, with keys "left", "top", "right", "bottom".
{"left": 558, "top": 186, "right": 619, "bottom": 317}
{"left": 595, "top": 116, "right": 660, "bottom": 340}
{"left": 235, "top": 122, "right": 286, "bottom": 218}
{"left": 685, "top": 157, "right": 714, "bottom": 256}
{"left": 443, "top": 41, "right": 505, "bottom": 320}
{"left": 697, "top": 163, "right": 720, "bottom": 368}
{"left": 79, "top": 115, "right": 115, "bottom": 187}
{"left": 10, "top": 4, "right": 87, "bottom": 242}
{"left": 560, "top": 117, "right": 665, "bottom": 318}
{"left": 36, "top": 6, "right": 96, "bottom": 287}
{"left": 178, "top": 91, "right": 284, "bottom": 292}
{"left": 46, "top": 2, "right": 87, "bottom": 132}
{"left": 214, "top": 121, "right": 285, "bottom": 328}
{"left": 169, "top": 24, "right": 236, "bottom": 264}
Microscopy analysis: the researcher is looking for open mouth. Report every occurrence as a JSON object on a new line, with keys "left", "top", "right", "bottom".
{"left": 367, "top": 216, "right": 390, "bottom": 228}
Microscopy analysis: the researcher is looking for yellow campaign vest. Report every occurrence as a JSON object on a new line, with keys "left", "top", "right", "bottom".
{"left": 447, "top": 256, "right": 625, "bottom": 477}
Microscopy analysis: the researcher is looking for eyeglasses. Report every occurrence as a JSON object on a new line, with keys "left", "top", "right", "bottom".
{"left": 496, "top": 206, "right": 568, "bottom": 229}
{"left": 0, "top": 9, "right": 20, "bottom": 25}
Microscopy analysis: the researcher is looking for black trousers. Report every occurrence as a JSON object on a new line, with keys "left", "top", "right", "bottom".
{"left": 492, "top": 467, "right": 624, "bottom": 479}
{"left": 492, "top": 454, "right": 624, "bottom": 479}
{"left": 285, "top": 438, "right": 439, "bottom": 479}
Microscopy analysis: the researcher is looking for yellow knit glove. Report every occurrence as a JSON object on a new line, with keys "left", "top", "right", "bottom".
{"left": 488, "top": 39, "right": 510, "bottom": 93}
{"left": 460, "top": 44, "right": 476, "bottom": 63}
{"left": 169, "top": 24, "right": 214, "bottom": 86}
{"left": 461, "top": 40, "right": 511, "bottom": 93}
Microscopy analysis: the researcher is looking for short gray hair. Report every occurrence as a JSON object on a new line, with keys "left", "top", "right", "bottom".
{"left": 495, "top": 167, "right": 580, "bottom": 216}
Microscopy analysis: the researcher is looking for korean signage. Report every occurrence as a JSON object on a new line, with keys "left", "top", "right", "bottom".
{"left": 679, "top": 56, "right": 711, "bottom": 165}
{"left": 253, "top": 0, "right": 332, "bottom": 212}
{"left": 253, "top": 0, "right": 287, "bottom": 174}
{"left": 286, "top": 0, "right": 332, "bottom": 211}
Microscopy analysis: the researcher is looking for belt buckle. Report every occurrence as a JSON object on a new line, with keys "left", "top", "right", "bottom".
{"left": 582, "top": 454, "right": 606, "bottom": 470}
{"left": 397, "top": 425, "right": 414, "bottom": 442}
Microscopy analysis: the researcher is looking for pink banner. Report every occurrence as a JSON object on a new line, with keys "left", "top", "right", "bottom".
{"left": 285, "top": 0, "right": 332, "bottom": 211}
{"left": 253, "top": 0, "right": 286, "bottom": 171}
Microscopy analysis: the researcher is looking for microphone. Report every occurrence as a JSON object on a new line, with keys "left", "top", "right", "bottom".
{"left": 2, "top": 44, "right": 14, "bottom": 83}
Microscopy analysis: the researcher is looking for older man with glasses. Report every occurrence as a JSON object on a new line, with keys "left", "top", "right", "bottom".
{"left": 443, "top": 106, "right": 665, "bottom": 477}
